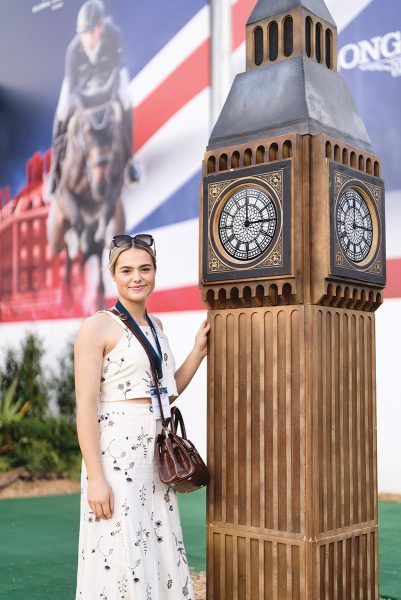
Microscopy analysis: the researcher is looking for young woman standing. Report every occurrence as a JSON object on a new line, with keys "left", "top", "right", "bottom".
{"left": 74, "top": 233, "right": 210, "bottom": 599}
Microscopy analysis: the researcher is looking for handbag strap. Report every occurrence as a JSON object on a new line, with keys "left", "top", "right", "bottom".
{"left": 108, "top": 306, "right": 169, "bottom": 430}
{"left": 170, "top": 406, "right": 187, "bottom": 439}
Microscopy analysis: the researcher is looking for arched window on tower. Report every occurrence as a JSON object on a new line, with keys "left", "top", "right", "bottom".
{"left": 282, "top": 140, "right": 292, "bottom": 158}
{"left": 231, "top": 151, "right": 240, "bottom": 169}
{"left": 219, "top": 154, "right": 228, "bottom": 171}
{"left": 269, "top": 21, "right": 278, "bottom": 61}
{"left": 256, "top": 145, "right": 265, "bottom": 164}
{"left": 305, "top": 17, "right": 312, "bottom": 58}
{"left": 254, "top": 26, "right": 264, "bottom": 66}
{"left": 325, "top": 29, "right": 333, "bottom": 68}
{"left": 244, "top": 148, "right": 252, "bottom": 166}
{"left": 283, "top": 16, "right": 293, "bottom": 57}
{"left": 315, "top": 23, "right": 323, "bottom": 63}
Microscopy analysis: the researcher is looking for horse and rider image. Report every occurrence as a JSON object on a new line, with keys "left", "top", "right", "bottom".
{"left": 45, "top": 0, "right": 140, "bottom": 307}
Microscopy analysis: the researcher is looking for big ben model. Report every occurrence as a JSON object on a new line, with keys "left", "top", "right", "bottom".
{"left": 199, "top": 1, "right": 386, "bottom": 599}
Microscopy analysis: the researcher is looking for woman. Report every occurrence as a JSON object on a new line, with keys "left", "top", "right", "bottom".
{"left": 74, "top": 233, "right": 210, "bottom": 599}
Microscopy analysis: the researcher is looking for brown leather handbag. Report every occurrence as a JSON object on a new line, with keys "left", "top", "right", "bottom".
{"left": 109, "top": 307, "right": 210, "bottom": 493}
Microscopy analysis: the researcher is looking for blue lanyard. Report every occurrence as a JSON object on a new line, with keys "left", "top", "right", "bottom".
{"left": 115, "top": 300, "right": 163, "bottom": 381}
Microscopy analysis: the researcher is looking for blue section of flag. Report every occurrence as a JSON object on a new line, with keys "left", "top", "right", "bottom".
{"left": 338, "top": 0, "right": 401, "bottom": 191}
{"left": 129, "top": 171, "right": 201, "bottom": 234}
{"left": 107, "top": 0, "right": 207, "bottom": 78}
{"left": 0, "top": 0, "right": 207, "bottom": 193}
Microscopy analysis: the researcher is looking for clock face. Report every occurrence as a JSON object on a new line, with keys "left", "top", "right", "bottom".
{"left": 218, "top": 185, "right": 277, "bottom": 261}
{"left": 336, "top": 187, "right": 374, "bottom": 263}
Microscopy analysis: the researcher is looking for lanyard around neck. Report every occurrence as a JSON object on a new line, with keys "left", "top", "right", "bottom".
{"left": 115, "top": 300, "right": 163, "bottom": 381}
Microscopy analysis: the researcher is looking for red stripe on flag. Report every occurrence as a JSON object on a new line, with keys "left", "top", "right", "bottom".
{"left": 145, "top": 260, "right": 401, "bottom": 309}
{"left": 232, "top": 0, "right": 256, "bottom": 51}
{"left": 147, "top": 284, "right": 206, "bottom": 312}
{"left": 107, "top": 284, "right": 206, "bottom": 314}
{"left": 131, "top": 258, "right": 401, "bottom": 310}
{"left": 132, "top": 0, "right": 253, "bottom": 152}
{"left": 384, "top": 258, "right": 401, "bottom": 299}
{"left": 134, "top": 40, "right": 210, "bottom": 151}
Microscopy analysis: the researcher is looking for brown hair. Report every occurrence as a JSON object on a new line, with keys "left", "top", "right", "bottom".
{"left": 108, "top": 244, "right": 157, "bottom": 275}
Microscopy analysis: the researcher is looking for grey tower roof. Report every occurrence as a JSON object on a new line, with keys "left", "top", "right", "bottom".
{"left": 247, "top": 0, "right": 335, "bottom": 26}
{"left": 208, "top": 56, "right": 372, "bottom": 151}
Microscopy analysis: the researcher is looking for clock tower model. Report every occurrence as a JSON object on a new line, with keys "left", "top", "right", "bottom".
{"left": 199, "top": 1, "right": 385, "bottom": 599}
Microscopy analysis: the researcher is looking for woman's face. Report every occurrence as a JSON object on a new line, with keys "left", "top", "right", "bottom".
{"left": 112, "top": 247, "right": 156, "bottom": 303}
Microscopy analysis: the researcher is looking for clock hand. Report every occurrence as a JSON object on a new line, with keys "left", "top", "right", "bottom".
{"left": 247, "top": 218, "right": 275, "bottom": 224}
{"left": 355, "top": 225, "right": 373, "bottom": 232}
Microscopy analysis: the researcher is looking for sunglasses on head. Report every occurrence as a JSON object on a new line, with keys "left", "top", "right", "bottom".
{"left": 109, "top": 234, "right": 156, "bottom": 260}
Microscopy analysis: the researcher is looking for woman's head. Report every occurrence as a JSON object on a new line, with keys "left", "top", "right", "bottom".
{"left": 108, "top": 235, "right": 157, "bottom": 303}
{"left": 108, "top": 234, "right": 156, "bottom": 276}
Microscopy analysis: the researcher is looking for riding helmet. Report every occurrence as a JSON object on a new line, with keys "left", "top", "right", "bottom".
{"left": 76, "top": 0, "right": 105, "bottom": 34}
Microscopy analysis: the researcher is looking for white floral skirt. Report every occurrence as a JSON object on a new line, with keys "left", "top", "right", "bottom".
{"left": 75, "top": 400, "right": 195, "bottom": 600}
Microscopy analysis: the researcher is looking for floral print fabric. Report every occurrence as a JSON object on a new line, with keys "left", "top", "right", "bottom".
{"left": 75, "top": 401, "right": 194, "bottom": 600}
{"left": 97, "top": 310, "right": 179, "bottom": 403}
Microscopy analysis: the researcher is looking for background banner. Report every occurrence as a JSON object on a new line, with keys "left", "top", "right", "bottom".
{"left": 0, "top": 0, "right": 400, "bottom": 491}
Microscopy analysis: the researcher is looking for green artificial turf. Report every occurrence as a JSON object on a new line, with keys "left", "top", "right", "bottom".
{"left": 0, "top": 488, "right": 205, "bottom": 600}
{"left": 379, "top": 501, "right": 401, "bottom": 600}
{"left": 0, "top": 491, "right": 399, "bottom": 599}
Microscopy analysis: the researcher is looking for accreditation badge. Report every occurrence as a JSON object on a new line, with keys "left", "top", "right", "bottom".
{"left": 149, "top": 386, "right": 171, "bottom": 420}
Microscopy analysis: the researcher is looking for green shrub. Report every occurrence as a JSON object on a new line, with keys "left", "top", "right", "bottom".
{"left": 12, "top": 438, "right": 65, "bottom": 475}
{"left": 0, "top": 376, "right": 30, "bottom": 429}
{"left": 5, "top": 415, "right": 79, "bottom": 452}
{"left": 49, "top": 340, "right": 76, "bottom": 421}
{"left": 9, "top": 435, "right": 81, "bottom": 479}
{"left": 1, "top": 415, "right": 81, "bottom": 478}
{"left": 0, "top": 333, "right": 81, "bottom": 479}
{"left": 0, "top": 455, "right": 11, "bottom": 472}
{"left": 0, "top": 332, "right": 49, "bottom": 418}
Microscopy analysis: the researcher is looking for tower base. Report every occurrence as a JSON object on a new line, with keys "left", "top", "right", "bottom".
{"left": 206, "top": 305, "right": 378, "bottom": 599}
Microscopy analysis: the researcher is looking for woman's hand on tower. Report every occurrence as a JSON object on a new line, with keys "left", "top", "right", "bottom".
{"left": 194, "top": 319, "right": 211, "bottom": 358}
{"left": 87, "top": 476, "right": 114, "bottom": 520}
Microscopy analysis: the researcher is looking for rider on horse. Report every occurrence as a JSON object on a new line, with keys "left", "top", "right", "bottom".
{"left": 45, "top": 0, "right": 138, "bottom": 199}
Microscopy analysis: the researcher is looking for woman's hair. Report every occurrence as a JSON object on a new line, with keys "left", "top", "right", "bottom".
{"left": 108, "top": 243, "right": 157, "bottom": 275}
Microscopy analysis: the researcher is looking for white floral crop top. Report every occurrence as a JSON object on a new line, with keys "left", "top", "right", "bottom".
{"left": 98, "top": 310, "right": 178, "bottom": 402}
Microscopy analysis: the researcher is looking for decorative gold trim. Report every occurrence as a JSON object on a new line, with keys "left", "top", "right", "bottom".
{"left": 207, "top": 169, "right": 285, "bottom": 275}
{"left": 208, "top": 242, "right": 231, "bottom": 273}
{"left": 333, "top": 169, "right": 382, "bottom": 273}
{"left": 208, "top": 180, "right": 232, "bottom": 217}
{"left": 258, "top": 170, "right": 283, "bottom": 194}
{"left": 366, "top": 248, "right": 383, "bottom": 275}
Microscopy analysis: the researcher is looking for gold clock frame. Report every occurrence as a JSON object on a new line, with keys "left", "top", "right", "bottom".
{"left": 335, "top": 184, "right": 379, "bottom": 269}
{"left": 201, "top": 161, "right": 292, "bottom": 284}
{"left": 212, "top": 180, "right": 282, "bottom": 266}
{"left": 329, "top": 163, "right": 385, "bottom": 285}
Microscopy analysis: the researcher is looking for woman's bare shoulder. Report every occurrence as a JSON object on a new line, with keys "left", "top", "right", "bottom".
{"left": 75, "top": 312, "right": 116, "bottom": 345}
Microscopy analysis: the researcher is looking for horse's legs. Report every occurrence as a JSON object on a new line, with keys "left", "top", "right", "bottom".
{"left": 112, "top": 197, "right": 126, "bottom": 235}
{"left": 96, "top": 248, "right": 106, "bottom": 310}
{"left": 56, "top": 189, "right": 85, "bottom": 233}
{"left": 46, "top": 201, "right": 70, "bottom": 254}
{"left": 64, "top": 252, "right": 73, "bottom": 294}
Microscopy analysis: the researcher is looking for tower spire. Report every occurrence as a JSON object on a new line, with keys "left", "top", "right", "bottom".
{"left": 247, "top": 0, "right": 335, "bottom": 27}
{"left": 208, "top": 0, "right": 371, "bottom": 151}
{"left": 245, "top": 0, "right": 337, "bottom": 71}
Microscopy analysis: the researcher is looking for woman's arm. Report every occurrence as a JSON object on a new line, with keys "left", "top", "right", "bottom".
{"left": 174, "top": 319, "right": 210, "bottom": 396}
{"left": 74, "top": 315, "right": 114, "bottom": 520}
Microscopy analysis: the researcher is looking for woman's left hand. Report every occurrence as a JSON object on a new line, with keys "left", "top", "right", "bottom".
{"left": 194, "top": 319, "right": 211, "bottom": 358}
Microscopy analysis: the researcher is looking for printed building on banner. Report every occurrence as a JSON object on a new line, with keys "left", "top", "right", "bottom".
{"left": 0, "top": 0, "right": 401, "bottom": 491}
{"left": 0, "top": 152, "right": 87, "bottom": 322}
